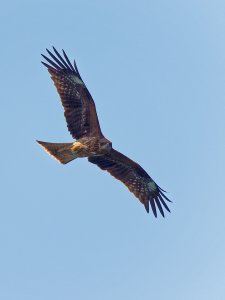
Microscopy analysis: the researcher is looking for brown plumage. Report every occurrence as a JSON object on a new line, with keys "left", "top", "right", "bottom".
{"left": 37, "top": 47, "right": 172, "bottom": 217}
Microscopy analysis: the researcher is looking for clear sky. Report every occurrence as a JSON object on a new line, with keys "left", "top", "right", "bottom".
{"left": 1, "top": 1, "right": 225, "bottom": 299}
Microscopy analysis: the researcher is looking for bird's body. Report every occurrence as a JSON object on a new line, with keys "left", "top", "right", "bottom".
{"left": 72, "top": 137, "right": 112, "bottom": 156}
{"left": 37, "top": 47, "right": 172, "bottom": 217}
{"left": 38, "top": 136, "right": 112, "bottom": 163}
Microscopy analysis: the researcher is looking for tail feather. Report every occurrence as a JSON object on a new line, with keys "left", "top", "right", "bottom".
{"left": 37, "top": 140, "right": 77, "bottom": 164}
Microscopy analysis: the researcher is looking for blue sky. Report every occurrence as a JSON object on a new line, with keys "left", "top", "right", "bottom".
{"left": 1, "top": 0, "right": 225, "bottom": 299}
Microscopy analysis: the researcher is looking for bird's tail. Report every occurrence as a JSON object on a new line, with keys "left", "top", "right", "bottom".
{"left": 36, "top": 140, "right": 77, "bottom": 164}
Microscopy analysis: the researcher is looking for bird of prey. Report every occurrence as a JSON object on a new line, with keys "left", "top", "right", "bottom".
{"left": 37, "top": 47, "right": 171, "bottom": 217}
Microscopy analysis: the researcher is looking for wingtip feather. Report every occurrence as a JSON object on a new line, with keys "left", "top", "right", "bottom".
{"left": 149, "top": 198, "right": 157, "bottom": 218}
{"left": 155, "top": 197, "right": 165, "bottom": 217}
{"left": 144, "top": 201, "right": 149, "bottom": 213}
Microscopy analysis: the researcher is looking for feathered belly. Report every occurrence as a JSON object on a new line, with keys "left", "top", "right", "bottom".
{"left": 71, "top": 141, "right": 91, "bottom": 157}
{"left": 71, "top": 137, "right": 111, "bottom": 157}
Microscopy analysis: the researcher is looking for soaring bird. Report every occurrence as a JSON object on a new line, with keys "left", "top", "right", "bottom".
{"left": 37, "top": 47, "right": 171, "bottom": 217}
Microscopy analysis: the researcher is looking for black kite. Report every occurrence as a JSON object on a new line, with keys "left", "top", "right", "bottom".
{"left": 37, "top": 47, "right": 172, "bottom": 217}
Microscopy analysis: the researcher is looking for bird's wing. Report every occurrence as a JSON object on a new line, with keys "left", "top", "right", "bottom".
{"left": 41, "top": 47, "right": 104, "bottom": 139}
{"left": 88, "top": 149, "right": 171, "bottom": 217}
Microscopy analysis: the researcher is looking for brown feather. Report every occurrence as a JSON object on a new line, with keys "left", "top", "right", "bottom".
{"left": 88, "top": 149, "right": 171, "bottom": 217}
{"left": 42, "top": 48, "right": 104, "bottom": 140}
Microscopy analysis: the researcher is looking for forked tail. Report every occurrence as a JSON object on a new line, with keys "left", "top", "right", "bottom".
{"left": 37, "top": 140, "right": 77, "bottom": 164}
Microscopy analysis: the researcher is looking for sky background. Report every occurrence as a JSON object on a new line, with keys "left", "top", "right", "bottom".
{"left": 1, "top": 0, "right": 225, "bottom": 299}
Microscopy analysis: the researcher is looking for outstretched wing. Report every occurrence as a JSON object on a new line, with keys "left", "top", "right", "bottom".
{"left": 88, "top": 149, "right": 171, "bottom": 217}
{"left": 41, "top": 47, "right": 104, "bottom": 139}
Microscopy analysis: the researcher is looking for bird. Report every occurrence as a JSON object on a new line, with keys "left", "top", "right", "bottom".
{"left": 37, "top": 47, "right": 172, "bottom": 217}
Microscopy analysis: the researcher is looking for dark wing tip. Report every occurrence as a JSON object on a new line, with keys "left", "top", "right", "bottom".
{"left": 62, "top": 49, "right": 76, "bottom": 72}
{"left": 158, "top": 193, "right": 171, "bottom": 213}
{"left": 41, "top": 53, "right": 62, "bottom": 70}
{"left": 144, "top": 201, "right": 149, "bottom": 213}
{"left": 41, "top": 61, "right": 53, "bottom": 69}
{"left": 155, "top": 197, "right": 165, "bottom": 217}
{"left": 149, "top": 198, "right": 157, "bottom": 218}
{"left": 159, "top": 189, "right": 172, "bottom": 203}
{"left": 41, "top": 47, "right": 80, "bottom": 76}
{"left": 147, "top": 188, "right": 172, "bottom": 217}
